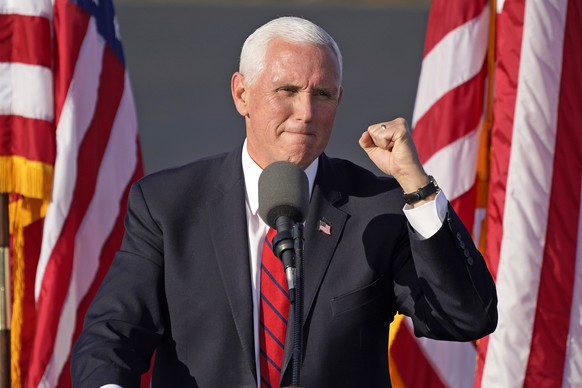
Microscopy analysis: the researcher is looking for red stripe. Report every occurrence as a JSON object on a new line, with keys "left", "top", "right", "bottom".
{"left": 391, "top": 323, "right": 446, "bottom": 387}
{"left": 0, "top": 14, "right": 51, "bottom": 66}
{"left": 484, "top": 0, "right": 525, "bottom": 281}
{"left": 524, "top": 0, "right": 582, "bottom": 385}
{"left": 52, "top": 0, "right": 91, "bottom": 127}
{"left": 423, "top": 0, "right": 488, "bottom": 56}
{"left": 413, "top": 64, "right": 486, "bottom": 163}
{"left": 58, "top": 157, "right": 143, "bottom": 387}
{"left": 476, "top": 1, "right": 526, "bottom": 386}
{"left": 0, "top": 115, "right": 55, "bottom": 164}
{"left": 27, "top": 45, "right": 125, "bottom": 387}
{"left": 449, "top": 183, "right": 477, "bottom": 231}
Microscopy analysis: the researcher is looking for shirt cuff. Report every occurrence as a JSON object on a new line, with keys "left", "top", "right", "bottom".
{"left": 403, "top": 191, "right": 448, "bottom": 240}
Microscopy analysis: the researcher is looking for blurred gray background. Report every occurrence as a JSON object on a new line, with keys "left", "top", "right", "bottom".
{"left": 115, "top": 1, "right": 430, "bottom": 174}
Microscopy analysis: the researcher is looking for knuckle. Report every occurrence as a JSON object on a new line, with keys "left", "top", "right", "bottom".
{"left": 391, "top": 117, "right": 408, "bottom": 127}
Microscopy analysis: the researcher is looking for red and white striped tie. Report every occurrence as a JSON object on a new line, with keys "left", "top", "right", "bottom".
{"left": 259, "top": 228, "right": 290, "bottom": 387}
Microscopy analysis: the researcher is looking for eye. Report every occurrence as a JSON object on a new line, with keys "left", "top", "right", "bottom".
{"left": 315, "top": 90, "right": 331, "bottom": 98}
{"left": 313, "top": 89, "right": 334, "bottom": 99}
{"left": 276, "top": 85, "right": 299, "bottom": 94}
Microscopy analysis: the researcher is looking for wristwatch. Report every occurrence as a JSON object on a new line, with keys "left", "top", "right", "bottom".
{"left": 402, "top": 175, "right": 439, "bottom": 204}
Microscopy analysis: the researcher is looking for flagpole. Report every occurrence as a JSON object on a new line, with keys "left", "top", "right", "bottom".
{"left": 475, "top": 0, "right": 497, "bottom": 257}
{"left": 0, "top": 193, "right": 11, "bottom": 387}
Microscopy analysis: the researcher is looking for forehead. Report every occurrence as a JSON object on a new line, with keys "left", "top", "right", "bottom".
{"left": 262, "top": 39, "right": 341, "bottom": 84}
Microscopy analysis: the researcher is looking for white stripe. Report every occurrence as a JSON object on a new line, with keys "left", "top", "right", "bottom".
{"left": 417, "top": 340, "right": 476, "bottom": 388}
{"left": 422, "top": 124, "right": 481, "bottom": 201}
{"left": 0, "top": 0, "right": 51, "bottom": 18}
{"left": 35, "top": 18, "right": 104, "bottom": 300}
{"left": 40, "top": 75, "right": 139, "bottom": 386}
{"left": 481, "top": 0, "right": 568, "bottom": 386}
{"left": 407, "top": 320, "right": 477, "bottom": 388}
{"left": 563, "top": 177, "right": 582, "bottom": 388}
{"left": 402, "top": 318, "right": 477, "bottom": 387}
{"left": 412, "top": 5, "right": 489, "bottom": 127}
{"left": 473, "top": 207, "right": 487, "bottom": 247}
{"left": 0, "top": 63, "right": 53, "bottom": 121}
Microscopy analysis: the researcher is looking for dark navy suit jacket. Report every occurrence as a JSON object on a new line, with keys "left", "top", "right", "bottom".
{"left": 72, "top": 146, "right": 497, "bottom": 387}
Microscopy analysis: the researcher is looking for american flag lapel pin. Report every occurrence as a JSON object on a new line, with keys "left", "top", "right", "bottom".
{"left": 318, "top": 218, "right": 332, "bottom": 236}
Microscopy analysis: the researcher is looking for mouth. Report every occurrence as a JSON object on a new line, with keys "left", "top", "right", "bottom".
{"left": 282, "top": 129, "right": 314, "bottom": 137}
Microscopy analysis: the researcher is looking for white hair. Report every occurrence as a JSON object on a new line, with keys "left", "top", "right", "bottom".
{"left": 239, "top": 16, "right": 343, "bottom": 85}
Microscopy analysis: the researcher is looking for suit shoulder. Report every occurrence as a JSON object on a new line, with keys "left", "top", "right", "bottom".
{"left": 131, "top": 150, "right": 240, "bottom": 210}
{"left": 138, "top": 152, "right": 229, "bottom": 188}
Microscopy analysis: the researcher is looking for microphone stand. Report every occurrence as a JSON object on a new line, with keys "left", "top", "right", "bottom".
{"left": 291, "top": 223, "right": 304, "bottom": 387}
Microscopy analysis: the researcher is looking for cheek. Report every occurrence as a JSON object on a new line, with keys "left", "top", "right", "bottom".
{"left": 316, "top": 108, "right": 337, "bottom": 144}
{"left": 256, "top": 99, "right": 291, "bottom": 126}
{"left": 317, "top": 105, "right": 338, "bottom": 125}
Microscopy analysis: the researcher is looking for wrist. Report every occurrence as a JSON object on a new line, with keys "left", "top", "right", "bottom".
{"left": 397, "top": 171, "right": 430, "bottom": 194}
{"left": 402, "top": 175, "right": 439, "bottom": 205}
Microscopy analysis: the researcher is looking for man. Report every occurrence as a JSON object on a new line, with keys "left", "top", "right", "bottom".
{"left": 72, "top": 16, "right": 497, "bottom": 387}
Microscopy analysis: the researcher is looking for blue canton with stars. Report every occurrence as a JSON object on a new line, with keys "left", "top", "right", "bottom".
{"left": 70, "top": 0, "right": 125, "bottom": 64}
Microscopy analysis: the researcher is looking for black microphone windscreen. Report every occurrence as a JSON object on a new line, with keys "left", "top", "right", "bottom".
{"left": 258, "top": 161, "right": 310, "bottom": 228}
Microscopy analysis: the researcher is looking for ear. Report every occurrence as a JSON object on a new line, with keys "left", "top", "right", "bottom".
{"left": 337, "top": 86, "right": 344, "bottom": 104}
{"left": 231, "top": 72, "right": 249, "bottom": 117}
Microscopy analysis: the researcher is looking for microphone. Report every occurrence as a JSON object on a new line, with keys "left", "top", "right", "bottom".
{"left": 258, "top": 161, "right": 309, "bottom": 292}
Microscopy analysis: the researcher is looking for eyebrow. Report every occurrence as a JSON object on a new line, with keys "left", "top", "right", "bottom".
{"left": 276, "top": 84, "right": 300, "bottom": 91}
{"left": 313, "top": 87, "right": 335, "bottom": 97}
{"left": 275, "top": 84, "right": 337, "bottom": 97}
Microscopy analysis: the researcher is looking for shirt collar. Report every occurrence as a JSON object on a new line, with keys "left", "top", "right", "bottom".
{"left": 242, "top": 140, "right": 318, "bottom": 217}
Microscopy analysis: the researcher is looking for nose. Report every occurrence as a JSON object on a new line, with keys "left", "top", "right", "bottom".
{"left": 293, "top": 92, "right": 313, "bottom": 123}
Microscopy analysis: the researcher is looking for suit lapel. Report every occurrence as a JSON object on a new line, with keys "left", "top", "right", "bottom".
{"left": 302, "top": 182, "right": 348, "bottom": 323}
{"left": 206, "top": 147, "right": 257, "bottom": 380}
{"left": 282, "top": 154, "right": 349, "bottom": 376}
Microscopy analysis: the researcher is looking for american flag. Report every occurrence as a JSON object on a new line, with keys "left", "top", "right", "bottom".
{"left": 318, "top": 218, "right": 332, "bottom": 236}
{"left": 479, "top": 0, "right": 581, "bottom": 385}
{"left": 0, "top": 0, "right": 143, "bottom": 386}
{"left": 389, "top": 0, "right": 582, "bottom": 387}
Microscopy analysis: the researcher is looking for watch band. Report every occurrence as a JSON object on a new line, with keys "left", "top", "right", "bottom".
{"left": 402, "top": 175, "right": 439, "bottom": 204}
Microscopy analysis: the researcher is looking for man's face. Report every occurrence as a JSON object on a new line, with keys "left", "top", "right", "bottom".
{"left": 232, "top": 39, "right": 342, "bottom": 169}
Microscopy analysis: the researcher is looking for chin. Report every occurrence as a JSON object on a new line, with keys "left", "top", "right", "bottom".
{"left": 277, "top": 144, "right": 321, "bottom": 168}
{"left": 284, "top": 154, "right": 315, "bottom": 169}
